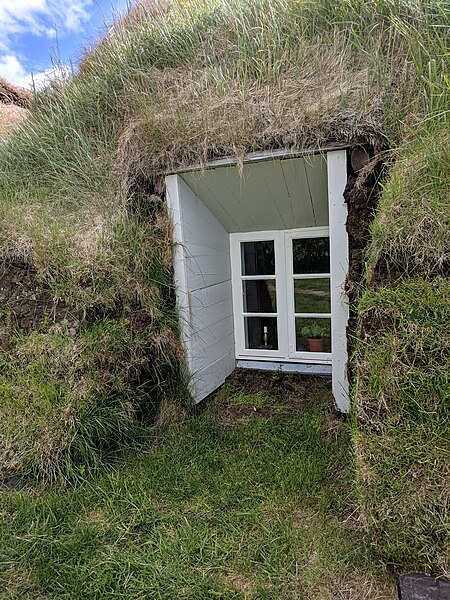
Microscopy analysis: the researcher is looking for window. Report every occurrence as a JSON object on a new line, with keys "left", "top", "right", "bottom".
{"left": 230, "top": 228, "right": 331, "bottom": 363}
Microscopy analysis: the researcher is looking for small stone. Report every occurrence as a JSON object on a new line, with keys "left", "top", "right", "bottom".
{"left": 398, "top": 573, "right": 450, "bottom": 600}
{"left": 0, "top": 476, "right": 27, "bottom": 491}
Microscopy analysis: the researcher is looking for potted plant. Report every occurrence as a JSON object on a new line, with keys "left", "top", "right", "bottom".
{"left": 300, "top": 322, "right": 328, "bottom": 352}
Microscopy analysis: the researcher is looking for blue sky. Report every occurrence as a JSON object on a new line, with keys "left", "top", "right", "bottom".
{"left": 0, "top": 0, "right": 133, "bottom": 88}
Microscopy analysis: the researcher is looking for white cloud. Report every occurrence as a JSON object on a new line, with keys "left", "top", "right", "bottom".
{"left": 0, "top": 0, "right": 94, "bottom": 47}
{"left": 0, "top": 54, "right": 29, "bottom": 86}
{"left": 0, "top": 53, "right": 68, "bottom": 89}
{"left": 0, "top": 1, "right": 129, "bottom": 87}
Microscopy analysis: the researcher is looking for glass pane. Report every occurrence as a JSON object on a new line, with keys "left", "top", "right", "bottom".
{"left": 243, "top": 280, "right": 277, "bottom": 313}
{"left": 295, "top": 318, "right": 331, "bottom": 353}
{"left": 292, "top": 237, "right": 330, "bottom": 274}
{"left": 294, "top": 278, "right": 330, "bottom": 313}
{"left": 245, "top": 317, "right": 278, "bottom": 350}
{"left": 241, "top": 241, "right": 275, "bottom": 275}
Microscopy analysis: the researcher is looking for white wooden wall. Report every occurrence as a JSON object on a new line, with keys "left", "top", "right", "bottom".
{"left": 166, "top": 175, "right": 235, "bottom": 403}
{"left": 327, "top": 150, "right": 350, "bottom": 412}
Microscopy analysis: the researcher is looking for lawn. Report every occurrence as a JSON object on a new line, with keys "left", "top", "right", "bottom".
{"left": 0, "top": 373, "right": 395, "bottom": 599}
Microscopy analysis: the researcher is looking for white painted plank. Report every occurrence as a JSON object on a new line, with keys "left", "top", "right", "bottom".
{"left": 327, "top": 150, "right": 349, "bottom": 412}
{"left": 262, "top": 160, "right": 296, "bottom": 227}
{"left": 190, "top": 332, "right": 235, "bottom": 372}
{"left": 236, "top": 360, "right": 331, "bottom": 375}
{"left": 165, "top": 175, "right": 192, "bottom": 357}
{"left": 207, "top": 167, "right": 261, "bottom": 232}
{"left": 304, "top": 154, "right": 329, "bottom": 227}
{"left": 222, "top": 163, "right": 286, "bottom": 231}
{"left": 167, "top": 143, "right": 350, "bottom": 175}
{"left": 178, "top": 176, "right": 234, "bottom": 241}
{"left": 183, "top": 249, "right": 231, "bottom": 292}
{"left": 181, "top": 172, "right": 239, "bottom": 232}
{"left": 192, "top": 352, "right": 236, "bottom": 403}
{"left": 187, "top": 315, "right": 234, "bottom": 350}
{"left": 167, "top": 174, "right": 236, "bottom": 404}
{"left": 280, "top": 158, "right": 316, "bottom": 228}
{"left": 182, "top": 172, "right": 241, "bottom": 232}
{"left": 188, "top": 282, "right": 234, "bottom": 330}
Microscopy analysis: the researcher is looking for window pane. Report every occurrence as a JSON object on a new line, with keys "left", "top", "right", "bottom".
{"left": 245, "top": 317, "right": 278, "bottom": 350}
{"left": 295, "top": 318, "right": 331, "bottom": 353}
{"left": 241, "top": 241, "right": 275, "bottom": 275}
{"left": 292, "top": 237, "right": 330, "bottom": 274}
{"left": 243, "top": 280, "right": 277, "bottom": 313}
{"left": 294, "top": 278, "right": 330, "bottom": 313}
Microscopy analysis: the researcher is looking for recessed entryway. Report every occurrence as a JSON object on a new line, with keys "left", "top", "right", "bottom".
{"left": 166, "top": 148, "right": 349, "bottom": 411}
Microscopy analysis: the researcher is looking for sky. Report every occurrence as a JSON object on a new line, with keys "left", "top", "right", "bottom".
{"left": 0, "top": 0, "right": 133, "bottom": 89}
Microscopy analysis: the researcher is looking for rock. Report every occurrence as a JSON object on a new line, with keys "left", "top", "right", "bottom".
{"left": 0, "top": 475, "right": 27, "bottom": 491}
{"left": 398, "top": 573, "right": 450, "bottom": 600}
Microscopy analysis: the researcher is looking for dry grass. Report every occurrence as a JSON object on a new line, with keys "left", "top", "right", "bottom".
{"left": 0, "top": 77, "right": 32, "bottom": 108}
{"left": 0, "top": 104, "right": 30, "bottom": 134}
{"left": 322, "top": 572, "right": 397, "bottom": 600}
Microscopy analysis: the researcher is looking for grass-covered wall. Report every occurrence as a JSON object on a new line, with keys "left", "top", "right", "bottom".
{"left": 352, "top": 124, "right": 449, "bottom": 573}
{"left": 0, "top": 0, "right": 448, "bottom": 573}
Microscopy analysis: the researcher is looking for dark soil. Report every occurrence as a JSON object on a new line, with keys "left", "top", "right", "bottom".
{"left": 226, "top": 368, "right": 331, "bottom": 402}
{"left": 0, "top": 261, "right": 78, "bottom": 349}
{"left": 217, "top": 369, "right": 335, "bottom": 430}
{"left": 345, "top": 152, "right": 386, "bottom": 303}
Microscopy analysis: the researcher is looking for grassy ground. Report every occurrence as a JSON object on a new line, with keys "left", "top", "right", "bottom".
{"left": 0, "top": 375, "right": 395, "bottom": 599}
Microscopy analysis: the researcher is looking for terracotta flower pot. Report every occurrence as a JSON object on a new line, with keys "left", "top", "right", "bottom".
{"left": 307, "top": 337, "right": 324, "bottom": 352}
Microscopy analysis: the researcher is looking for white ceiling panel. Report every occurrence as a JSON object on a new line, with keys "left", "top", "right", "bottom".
{"left": 181, "top": 154, "right": 329, "bottom": 233}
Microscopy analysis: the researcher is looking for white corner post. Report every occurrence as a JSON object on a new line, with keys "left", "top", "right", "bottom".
{"left": 327, "top": 150, "right": 350, "bottom": 412}
{"left": 165, "top": 174, "right": 192, "bottom": 348}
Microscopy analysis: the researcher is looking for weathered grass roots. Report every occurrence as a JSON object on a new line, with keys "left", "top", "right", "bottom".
{"left": 0, "top": 388, "right": 397, "bottom": 599}
{"left": 0, "top": 0, "right": 448, "bottom": 576}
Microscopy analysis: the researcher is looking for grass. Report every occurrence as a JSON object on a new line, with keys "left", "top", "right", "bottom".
{"left": 0, "top": 0, "right": 448, "bottom": 578}
{"left": 0, "top": 380, "right": 395, "bottom": 599}
{"left": 0, "top": 0, "right": 446, "bottom": 483}
{"left": 352, "top": 277, "right": 450, "bottom": 573}
{"left": 350, "top": 98, "right": 449, "bottom": 574}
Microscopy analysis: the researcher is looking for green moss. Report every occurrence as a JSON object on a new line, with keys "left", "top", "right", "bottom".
{"left": 0, "top": 318, "right": 186, "bottom": 481}
{"left": 352, "top": 278, "right": 450, "bottom": 571}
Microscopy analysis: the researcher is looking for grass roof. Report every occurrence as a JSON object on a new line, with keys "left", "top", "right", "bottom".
{"left": 0, "top": 78, "right": 31, "bottom": 134}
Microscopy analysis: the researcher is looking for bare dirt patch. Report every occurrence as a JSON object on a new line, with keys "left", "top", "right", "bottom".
{"left": 226, "top": 368, "right": 331, "bottom": 405}
{"left": 216, "top": 369, "right": 337, "bottom": 431}
{"left": 220, "top": 571, "right": 256, "bottom": 597}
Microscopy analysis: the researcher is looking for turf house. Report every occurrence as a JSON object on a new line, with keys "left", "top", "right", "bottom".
{"left": 0, "top": 77, "right": 31, "bottom": 134}
{"left": 0, "top": 0, "right": 448, "bottom": 581}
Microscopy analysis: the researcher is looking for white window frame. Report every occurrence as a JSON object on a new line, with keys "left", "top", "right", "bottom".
{"left": 230, "top": 227, "right": 332, "bottom": 365}
{"left": 285, "top": 227, "right": 331, "bottom": 363}
{"left": 230, "top": 230, "right": 287, "bottom": 359}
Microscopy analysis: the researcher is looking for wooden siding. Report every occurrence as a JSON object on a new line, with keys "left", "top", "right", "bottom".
{"left": 181, "top": 154, "right": 328, "bottom": 233}
{"left": 166, "top": 175, "right": 235, "bottom": 403}
{"left": 327, "top": 150, "right": 350, "bottom": 412}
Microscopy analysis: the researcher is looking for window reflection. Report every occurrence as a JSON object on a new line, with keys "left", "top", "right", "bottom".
{"left": 292, "top": 237, "right": 330, "bottom": 274}
{"left": 241, "top": 240, "right": 275, "bottom": 275}
{"left": 294, "top": 278, "right": 330, "bottom": 313}
{"left": 243, "top": 280, "right": 276, "bottom": 313}
{"left": 245, "top": 317, "right": 278, "bottom": 350}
